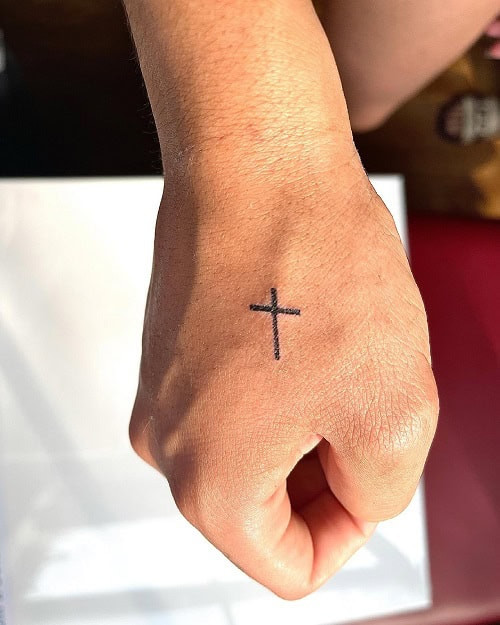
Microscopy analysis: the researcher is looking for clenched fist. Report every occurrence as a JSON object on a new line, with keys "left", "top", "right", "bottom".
{"left": 129, "top": 153, "right": 438, "bottom": 598}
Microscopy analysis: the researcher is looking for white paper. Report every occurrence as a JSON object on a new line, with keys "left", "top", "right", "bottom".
{"left": 0, "top": 176, "right": 429, "bottom": 625}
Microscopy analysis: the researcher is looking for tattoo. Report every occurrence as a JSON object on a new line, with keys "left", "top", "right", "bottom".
{"left": 249, "top": 288, "right": 300, "bottom": 360}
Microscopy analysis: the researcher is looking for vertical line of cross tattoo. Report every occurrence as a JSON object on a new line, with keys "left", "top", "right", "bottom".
{"left": 249, "top": 288, "right": 301, "bottom": 360}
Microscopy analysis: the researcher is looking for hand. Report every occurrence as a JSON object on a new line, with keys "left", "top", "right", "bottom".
{"left": 129, "top": 150, "right": 438, "bottom": 599}
{"left": 485, "top": 15, "right": 500, "bottom": 58}
{"left": 124, "top": 0, "right": 438, "bottom": 599}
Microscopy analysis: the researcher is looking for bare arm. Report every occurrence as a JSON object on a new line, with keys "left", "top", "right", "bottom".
{"left": 123, "top": 0, "right": 438, "bottom": 599}
{"left": 123, "top": 0, "right": 357, "bottom": 181}
{"left": 320, "top": 0, "right": 500, "bottom": 130}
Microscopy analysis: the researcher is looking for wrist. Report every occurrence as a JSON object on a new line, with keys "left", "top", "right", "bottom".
{"left": 159, "top": 146, "right": 377, "bottom": 266}
{"left": 162, "top": 125, "right": 363, "bottom": 204}
{"left": 126, "top": 0, "right": 354, "bottom": 173}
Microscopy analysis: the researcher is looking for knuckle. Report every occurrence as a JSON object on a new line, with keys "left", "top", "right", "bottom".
{"left": 334, "top": 361, "right": 440, "bottom": 521}
{"left": 169, "top": 460, "right": 222, "bottom": 535}
{"left": 128, "top": 410, "right": 148, "bottom": 461}
{"left": 170, "top": 482, "right": 200, "bottom": 527}
{"left": 128, "top": 396, "right": 163, "bottom": 468}
{"left": 168, "top": 464, "right": 210, "bottom": 530}
{"left": 356, "top": 362, "right": 439, "bottom": 466}
{"left": 172, "top": 477, "right": 236, "bottom": 546}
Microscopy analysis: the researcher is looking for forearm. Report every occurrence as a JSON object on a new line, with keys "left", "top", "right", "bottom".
{"left": 123, "top": 0, "right": 360, "bottom": 187}
{"left": 320, "top": 0, "right": 500, "bottom": 131}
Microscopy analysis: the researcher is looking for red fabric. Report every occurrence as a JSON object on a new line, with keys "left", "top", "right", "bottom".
{"left": 359, "top": 215, "right": 500, "bottom": 625}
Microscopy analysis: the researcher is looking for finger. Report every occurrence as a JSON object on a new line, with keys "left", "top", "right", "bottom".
{"left": 485, "top": 17, "right": 500, "bottom": 37}
{"left": 486, "top": 40, "right": 500, "bottom": 58}
{"left": 287, "top": 442, "right": 329, "bottom": 509}
{"left": 191, "top": 432, "right": 376, "bottom": 600}
{"left": 256, "top": 476, "right": 376, "bottom": 599}
{"left": 316, "top": 356, "right": 439, "bottom": 522}
{"left": 286, "top": 441, "right": 378, "bottom": 539}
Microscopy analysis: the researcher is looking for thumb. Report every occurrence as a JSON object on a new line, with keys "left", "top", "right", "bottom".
{"left": 207, "top": 434, "right": 377, "bottom": 600}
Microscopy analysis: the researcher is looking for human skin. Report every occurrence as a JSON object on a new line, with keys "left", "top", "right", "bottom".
{"left": 320, "top": 0, "right": 500, "bottom": 130}
{"left": 124, "top": 0, "right": 439, "bottom": 599}
{"left": 485, "top": 15, "right": 500, "bottom": 58}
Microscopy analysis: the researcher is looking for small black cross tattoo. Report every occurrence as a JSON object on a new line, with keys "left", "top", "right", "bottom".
{"left": 249, "top": 288, "right": 300, "bottom": 360}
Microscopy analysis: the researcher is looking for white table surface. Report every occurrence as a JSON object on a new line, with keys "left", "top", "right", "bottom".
{"left": 0, "top": 176, "right": 430, "bottom": 625}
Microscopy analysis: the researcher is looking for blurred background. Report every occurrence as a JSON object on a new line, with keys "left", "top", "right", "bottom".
{"left": 0, "top": 2, "right": 499, "bottom": 625}
{"left": 1, "top": 1, "right": 499, "bottom": 215}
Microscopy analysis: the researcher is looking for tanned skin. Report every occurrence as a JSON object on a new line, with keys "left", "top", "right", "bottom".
{"left": 123, "top": 0, "right": 496, "bottom": 599}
